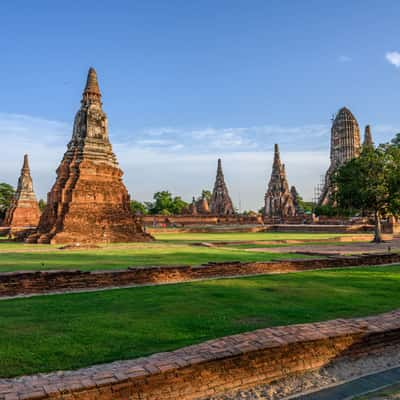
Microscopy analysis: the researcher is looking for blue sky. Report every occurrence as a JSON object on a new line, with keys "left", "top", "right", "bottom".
{"left": 1, "top": 0, "right": 400, "bottom": 210}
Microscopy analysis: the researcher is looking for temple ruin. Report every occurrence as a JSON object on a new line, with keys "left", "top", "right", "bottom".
{"left": 319, "top": 107, "right": 361, "bottom": 205}
{"left": 2, "top": 154, "right": 41, "bottom": 229}
{"left": 210, "top": 159, "right": 235, "bottom": 215}
{"left": 264, "top": 144, "right": 296, "bottom": 218}
{"left": 290, "top": 186, "right": 303, "bottom": 215}
{"left": 363, "top": 125, "right": 374, "bottom": 149}
{"left": 27, "top": 68, "right": 152, "bottom": 244}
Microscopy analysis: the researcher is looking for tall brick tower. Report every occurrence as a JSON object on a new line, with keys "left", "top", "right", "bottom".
{"left": 210, "top": 159, "right": 235, "bottom": 215}
{"left": 363, "top": 125, "right": 374, "bottom": 149}
{"left": 27, "top": 68, "right": 152, "bottom": 244}
{"left": 319, "top": 107, "right": 361, "bottom": 205}
{"left": 264, "top": 144, "right": 296, "bottom": 218}
{"left": 3, "top": 154, "right": 41, "bottom": 229}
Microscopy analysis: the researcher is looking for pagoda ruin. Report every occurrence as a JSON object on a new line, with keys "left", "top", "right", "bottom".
{"left": 188, "top": 197, "right": 198, "bottom": 215}
{"left": 196, "top": 193, "right": 210, "bottom": 214}
{"left": 319, "top": 107, "right": 361, "bottom": 205}
{"left": 363, "top": 125, "right": 374, "bottom": 149}
{"left": 27, "top": 68, "right": 152, "bottom": 244}
{"left": 210, "top": 159, "right": 235, "bottom": 215}
{"left": 3, "top": 154, "right": 41, "bottom": 229}
{"left": 264, "top": 144, "right": 296, "bottom": 218}
{"left": 290, "top": 186, "right": 303, "bottom": 215}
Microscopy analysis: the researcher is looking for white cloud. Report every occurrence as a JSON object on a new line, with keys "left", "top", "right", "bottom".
{"left": 386, "top": 51, "right": 400, "bottom": 68}
{"left": 0, "top": 113, "right": 398, "bottom": 210}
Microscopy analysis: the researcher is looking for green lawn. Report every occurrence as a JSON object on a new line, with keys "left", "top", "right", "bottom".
{"left": 154, "top": 231, "right": 351, "bottom": 243}
{"left": 0, "top": 231, "right": 350, "bottom": 272}
{"left": 0, "top": 232, "right": 358, "bottom": 272}
{"left": 0, "top": 242, "right": 313, "bottom": 272}
{"left": 1, "top": 265, "right": 399, "bottom": 378}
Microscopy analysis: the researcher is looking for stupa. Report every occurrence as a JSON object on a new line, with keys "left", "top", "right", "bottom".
{"left": 264, "top": 144, "right": 296, "bottom": 217}
{"left": 27, "top": 68, "right": 152, "bottom": 244}
{"left": 3, "top": 154, "right": 41, "bottom": 229}
{"left": 210, "top": 159, "right": 235, "bottom": 215}
{"left": 319, "top": 107, "right": 361, "bottom": 205}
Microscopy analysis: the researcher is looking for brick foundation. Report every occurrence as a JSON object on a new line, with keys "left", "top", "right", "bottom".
{"left": 1, "top": 309, "right": 399, "bottom": 399}
{"left": 1, "top": 252, "right": 400, "bottom": 298}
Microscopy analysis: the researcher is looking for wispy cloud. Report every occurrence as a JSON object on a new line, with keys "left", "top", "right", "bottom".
{"left": 0, "top": 113, "right": 399, "bottom": 209}
{"left": 386, "top": 51, "right": 400, "bottom": 68}
{"left": 338, "top": 55, "right": 352, "bottom": 63}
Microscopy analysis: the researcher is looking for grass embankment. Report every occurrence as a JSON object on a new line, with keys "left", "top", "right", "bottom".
{"left": 0, "top": 232, "right": 347, "bottom": 272}
{"left": 0, "top": 265, "right": 399, "bottom": 378}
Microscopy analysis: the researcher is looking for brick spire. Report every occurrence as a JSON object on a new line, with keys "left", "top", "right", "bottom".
{"left": 16, "top": 154, "right": 36, "bottom": 202}
{"left": 272, "top": 143, "right": 281, "bottom": 171}
{"left": 2, "top": 154, "right": 40, "bottom": 228}
{"left": 27, "top": 68, "right": 152, "bottom": 244}
{"left": 82, "top": 67, "right": 102, "bottom": 105}
{"left": 264, "top": 144, "right": 296, "bottom": 218}
{"left": 210, "top": 158, "right": 235, "bottom": 215}
{"left": 363, "top": 125, "right": 374, "bottom": 148}
{"left": 319, "top": 107, "right": 361, "bottom": 205}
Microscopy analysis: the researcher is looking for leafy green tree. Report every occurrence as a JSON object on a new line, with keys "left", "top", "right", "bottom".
{"left": 301, "top": 201, "right": 314, "bottom": 213}
{"left": 130, "top": 199, "right": 148, "bottom": 215}
{"left": 0, "top": 183, "right": 14, "bottom": 220}
{"left": 334, "top": 145, "right": 400, "bottom": 242}
{"left": 148, "top": 191, "right": 188, "bottom": 215}
{"left": 391, "top": 133, "right": 400, "bottom": 146}
{"left": 38, "top": 199, "right": 47, "bottom": 212}
{"left": 198, "top": 190, "right": 212, "bottom": 201}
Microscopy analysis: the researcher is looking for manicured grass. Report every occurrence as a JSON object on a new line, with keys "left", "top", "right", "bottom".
{"left": 0, "top": 242, "right": 312, "bottom": 272}
{"left": 0, "top": 231, "right": 349, "bottom": 272}
{"left": 0, "top": 232, "right": 357, "bottom": 272}
{"left": 0, "top": 265, "right": 399, "bottom": 378}
{"left": 154, "top": 232, "right": 352, "bottom": 243}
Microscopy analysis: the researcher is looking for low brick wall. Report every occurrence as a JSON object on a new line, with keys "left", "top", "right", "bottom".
{"left": 1, "top": 252, "right": 400, "bottom": 298}
{"left": 2, "top": 309, "right": 399, "bottom": 400}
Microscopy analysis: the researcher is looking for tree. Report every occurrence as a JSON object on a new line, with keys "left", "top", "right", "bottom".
{"left": 148, "top": 191, "right": 188, "bottom": 215}
{"left": 130, "top": 199, "right": 148, "bottom": 215}
{"left": 38, "top": 199, "right": 47, "bottom": 212}
{"left": 199, "top": 190, "right": 212, "bottom": 201}
{"left": 334, "top": 145, "right": 400, "bottom": 242}
{"left": 391, "top": 133, "right": 400, "bottom": 146}
{"left": 0, "top": 183, "right": 14, "bottom": 220}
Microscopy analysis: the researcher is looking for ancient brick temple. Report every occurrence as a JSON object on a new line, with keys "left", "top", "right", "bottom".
{"left": 319, "top": 107, "right": 361, "bottom": 205}
{"left": 196, "top": 193, "right": 210, "bottom": 214}
{"left": 210, "top": 159, "right": 235, "bottom": 215}
{"left": 264, "top": 144, "right": 296, "bottom": 218}
{"left": 187, "top": 197, "right": 198, "bottom": 215}
{"left": 290, "top": 185, "right": 303, "bottom": 215}
{"left": 27, "top": 68, "right": 152, "bottom": 244}
{"left": 3, "top": 154, "right": 41, "bottom": 229}
{"left": 363, "top": 125, "right": 374, "bottom": 149}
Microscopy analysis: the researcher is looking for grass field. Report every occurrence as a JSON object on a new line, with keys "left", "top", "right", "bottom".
{"left": 1, "top": 265, "right": 399, "bottom": 378}
{"left": 0, "top": 231, "right": 350, "bottom": 272}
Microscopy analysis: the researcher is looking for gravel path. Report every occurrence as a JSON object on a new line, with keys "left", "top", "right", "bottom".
{"left": 205, "top": 344, "right": 400, "bottom": 400}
